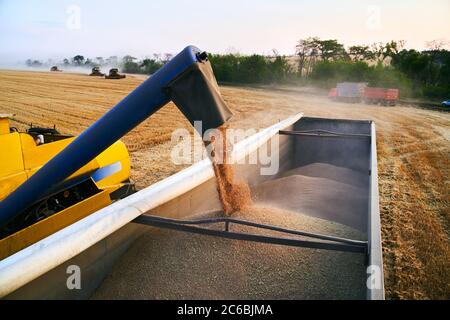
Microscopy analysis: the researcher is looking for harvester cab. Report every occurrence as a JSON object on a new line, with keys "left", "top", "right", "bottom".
{"left": 105, "top": 68, "right": 126, "bottom": 79}
{"left": 26, "top": 123, "right": 74, "bottom": 145}
{"left": 0, "top": 46, "right": 233, "bottom": 258}
{"left": 89, "top": 66, "right": 105, "bottom": 76}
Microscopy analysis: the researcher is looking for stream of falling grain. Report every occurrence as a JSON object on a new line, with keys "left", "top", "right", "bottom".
{"left": 209, "top": 126, "right": 252, "bottom": 215}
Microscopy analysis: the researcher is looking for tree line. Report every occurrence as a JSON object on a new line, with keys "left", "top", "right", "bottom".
{"left": 207, "top": 38, "right": 449, "bottom": 99}
{"left": 25, "top": 38, "right": 450, "bottom": 99}
{"left": 208, "top": 52, "right": 295, "bottom": 84}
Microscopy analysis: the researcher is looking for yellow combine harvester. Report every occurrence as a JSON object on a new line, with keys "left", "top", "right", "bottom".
{"left": 0, "top": 46, "right": 232, "bottom": 264}
{"left": 0, "top": 114, "right": 133, "bottom": 259}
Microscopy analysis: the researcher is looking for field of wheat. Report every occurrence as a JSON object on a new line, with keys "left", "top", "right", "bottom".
{"left": 0, "top": 69, "right": 448, "bottom": 299}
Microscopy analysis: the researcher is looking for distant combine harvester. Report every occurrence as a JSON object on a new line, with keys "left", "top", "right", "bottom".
{"left": 50, "top": 66, "right": 62, "bottom": 72}
{"left": 89, "top": 66, "right": 105, "bottom": 77}
{"left": 105, "top": 68, "right": 126, "bottom": 79}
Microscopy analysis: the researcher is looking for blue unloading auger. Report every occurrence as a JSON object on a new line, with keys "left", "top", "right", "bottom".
{"left": 0, "top": 45, "right": 233, "bottom": 229}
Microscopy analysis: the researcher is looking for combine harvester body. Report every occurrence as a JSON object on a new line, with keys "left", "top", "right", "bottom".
{"left": 105, "top": 68, "right": 126, "bottom": 79}
{"left": 0, "top": 46, "right": 383, "bottom": 300}
{"left": 50, "top": 66, "right": 62, "bottom": 72}
{"left": 0, "top": 115, "right": 132, "bottom": 260}
{"left": 89, "top": 67, "right": 105, "bottom": 76}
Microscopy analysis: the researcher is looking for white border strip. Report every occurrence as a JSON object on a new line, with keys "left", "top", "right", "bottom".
{"left": 368, "top": 121, "right": 385, "bottom": 300}
{"left": 0, "top": 113, "right": 302, "bottom": 297}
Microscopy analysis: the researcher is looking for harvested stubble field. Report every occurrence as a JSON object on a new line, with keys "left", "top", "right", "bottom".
{"left": 0, "top": 69, "right": 449, "bottom": 299}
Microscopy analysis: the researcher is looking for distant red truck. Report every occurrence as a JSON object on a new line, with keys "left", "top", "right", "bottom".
{"left": 363, "top": 87, "right": 399, "bottom": 106}
{"left": 328, "top": 86, "right": 399, "bottom": 106}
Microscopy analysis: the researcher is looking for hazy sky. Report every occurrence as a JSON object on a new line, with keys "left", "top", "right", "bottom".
{"left": 0, "top": 0, "right": 449, "bottom": 63}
